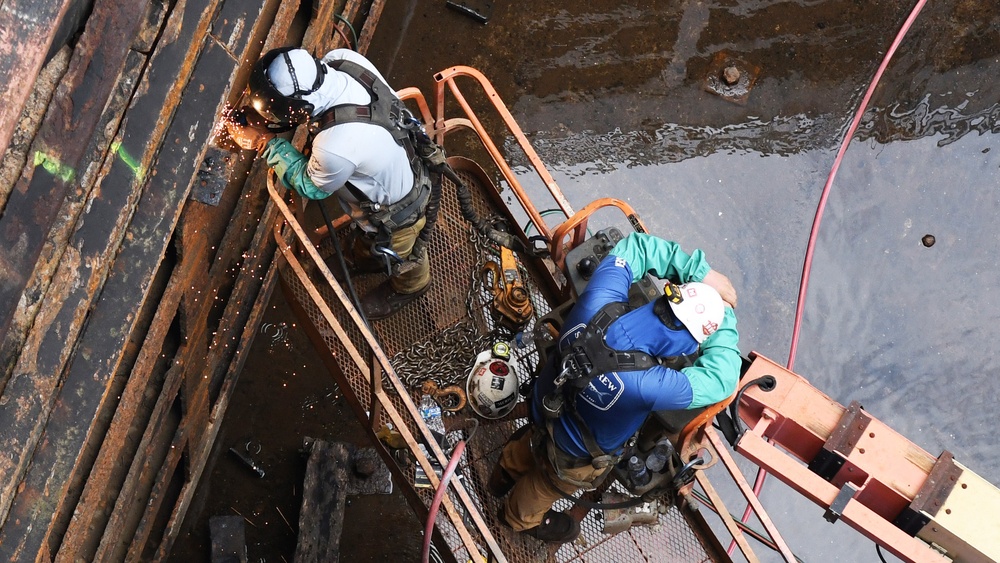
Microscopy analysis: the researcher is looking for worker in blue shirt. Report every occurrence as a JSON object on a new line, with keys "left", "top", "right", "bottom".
{"left": 489, "top": 233, "right": 741, "bottom": 543}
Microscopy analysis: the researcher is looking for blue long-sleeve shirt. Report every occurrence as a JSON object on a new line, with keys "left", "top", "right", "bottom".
{"left": 530, "top": 234, "right": 741, "bottom": 458}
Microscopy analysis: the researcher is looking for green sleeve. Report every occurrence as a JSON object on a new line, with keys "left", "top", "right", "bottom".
{"left": 261, "top": 137, "right": 333, "bottom": 200}
{"left": 684, "top": 307, "right": 741, "bottom": 408}
{"left": 609, "top": 233, "right": 712, "bottom": 284}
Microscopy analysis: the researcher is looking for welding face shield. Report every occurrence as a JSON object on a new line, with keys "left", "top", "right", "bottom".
{"left": 246, "top": 47, "right": 326, "bottom": 127}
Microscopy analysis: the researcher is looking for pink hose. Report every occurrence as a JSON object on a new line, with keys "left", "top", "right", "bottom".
{"left": 729, "top": 0, "right": 929, "bottom": 556}
{"left": 421, "top": 440, "right": 467, "bottom": 563}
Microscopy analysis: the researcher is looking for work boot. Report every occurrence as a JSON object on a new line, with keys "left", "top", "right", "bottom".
{"left": 325, "top": 256, "right": 386, "bottom": 284}
{"left": 498, "top": 506, "right": 581, "bottom": 544}
{"left": 360, "top": 280, "right": 430, "bottom": 320}
{"left": 487, "top": 465, "right": 515, "bottom": 497}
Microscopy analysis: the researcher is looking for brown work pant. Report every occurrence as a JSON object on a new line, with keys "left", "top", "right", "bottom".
{"left": 353, "top": 215, "right": 430, "bottom": 294}
{"left": 499, "top": 425, "right": 604, "bottom": 531}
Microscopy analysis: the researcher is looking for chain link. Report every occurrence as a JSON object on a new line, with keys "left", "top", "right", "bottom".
{"left": 391, "top": 221, "right": 524, "bottom": 388}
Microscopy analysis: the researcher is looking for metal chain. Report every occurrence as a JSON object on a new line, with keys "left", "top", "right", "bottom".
{"left": 391, "top": 220, "right": 520, "bottom": 388}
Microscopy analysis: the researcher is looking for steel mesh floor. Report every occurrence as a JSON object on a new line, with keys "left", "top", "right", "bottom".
{"left": 279, "top": 166, "right": 716, "bottom": 562}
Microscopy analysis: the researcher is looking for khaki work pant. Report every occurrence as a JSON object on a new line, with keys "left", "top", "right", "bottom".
{"left": 499, "top": 425, "right": 605, "bottom": 531}
{"left": 353, "top": 215, "right": 430, "bottom": 294}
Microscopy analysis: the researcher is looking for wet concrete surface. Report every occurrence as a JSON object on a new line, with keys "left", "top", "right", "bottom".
{"left": 175, "top": 1, "right": 1000, "bottom": 562}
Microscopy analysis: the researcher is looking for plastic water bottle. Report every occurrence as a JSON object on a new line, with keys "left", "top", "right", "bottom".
{"left": 532, "top": 322, "right": 556, "bottom": 349}
{"left": 628, "top": 455, "right": 650, "bottom": 487}
{"left": 645, "top": 440, "right": 674, "bottom": 473}
{"left": 419, "top": 394, "right": 446, "bottom": 437}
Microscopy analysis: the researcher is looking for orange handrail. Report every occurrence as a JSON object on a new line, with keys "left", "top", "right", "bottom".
{"left": 433, "top": 66, "right": 573, "bottom": 242}
{"left": 548, "top": 198, "right": 648, "bottom": 269}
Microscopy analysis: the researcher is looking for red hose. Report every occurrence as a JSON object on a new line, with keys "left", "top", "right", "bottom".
{"left": 421, "top": 440, "right": 467, "bottom": 563}
{"left": 728, "top": 0, "right": 929, "bottom": 556}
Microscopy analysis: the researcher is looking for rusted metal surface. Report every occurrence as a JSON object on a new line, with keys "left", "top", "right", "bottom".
{"left": 54, "top": 1, "right": 279, "bottom": 558}
{"left": 294, "top": 440, "right": 352, "bottom": 561}
{"left": 356, "top": 0, "right": 387, "bottom": 54}
{"left": 191, "top": 147, "right": 236, "bottom": 205}
{"left": 0, "top": 0, "right": 235, "bottom": 554}
{"left": 0, "top": 0, "right": 152, "bottom": 352}
{"left": 0, "top": 47, "right": 69, "bottom": 210}
{"left": 0, "top": 0, "right": 385, "bottom": 560}
{"left": 0, "top": 45, "right": 151, "bottom": 391}
{"left": 0, "top": 0, "right": 73, "bottom": 153}
{"left": 55, "top": 236, "right": 206, "bottom": 561}
{"left": 159, "top": 253, "right": 280, "bottom": 553}
{"left": 702, "top": 51, "right": 761, "bottom": 105}
{"left": 907, "top": 451, "right": 961, "bottom": 518}
{"left": 302, "top": 0, "right": 343, "bottom": 53}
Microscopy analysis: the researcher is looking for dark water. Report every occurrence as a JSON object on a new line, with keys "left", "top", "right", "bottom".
{"left": 176, "top": 2, "right": 1000, "bottom": 562}
{"left": 370, "top": 1, "right": 1000, "bottom": 562}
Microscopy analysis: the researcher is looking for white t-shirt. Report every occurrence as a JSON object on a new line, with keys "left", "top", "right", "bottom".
{"left": 305, "top": 50, "right": 414, "bottom": 226}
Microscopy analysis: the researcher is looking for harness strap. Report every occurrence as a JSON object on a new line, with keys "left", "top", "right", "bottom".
{"left": 309, "top": 59, "right": 412, "bottom": 150}
{"left": 312, "top": 59, "right": 435, "bottom": 246}
{"left": 541, "top": 419, "right": 616, "bottom": 490}
{"left": 565, "top": 302, "right": 659, "bottom": 391}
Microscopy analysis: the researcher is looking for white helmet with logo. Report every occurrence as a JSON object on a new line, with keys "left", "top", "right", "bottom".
{"left": 664, "top": 282, "right": 724, "bottom": 343}
{"left": 466, "top": 343, "right": 519, "bottom": 419}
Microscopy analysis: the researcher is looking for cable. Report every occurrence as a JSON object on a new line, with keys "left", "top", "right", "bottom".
{"left": 726, "top": 375, "right": 776, "bottom": 444}
{"left": 787, "top": 0, "right": 929, "bottom": 370}
{"left": 318, "top": 200, "right": 373, "bottom": 329}
{"left": 523, "top": 208, "right": 594, "bottom": 238}
{"left": 728, "top": 0, "right": 930, "bottom": 557}
{"left": 335, "top": 13, "right": 359, "bottom": 51}
{"left": 421, "top": 440, "right": 466, "bottom": 563}
{"left": 333, "top": 23, "right": 354, "bottom": 51}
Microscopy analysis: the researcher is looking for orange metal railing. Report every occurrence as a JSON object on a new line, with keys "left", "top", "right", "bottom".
{"left": 264, "top": 67, "right": 813, "bottom": 563}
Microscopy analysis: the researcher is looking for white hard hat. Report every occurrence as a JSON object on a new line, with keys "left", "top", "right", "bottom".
{"left": 665, "top": 282, "right": 724, "bottom": 343}
{"left": 466, "top": 349, "right": 519, "bottom": 419}
{"left": 267, "top": 48, "right": 320, "bottom": 97}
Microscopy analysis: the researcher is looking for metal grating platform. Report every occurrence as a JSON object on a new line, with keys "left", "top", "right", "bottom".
{"left": 277, "top": 164, "right": 717, "bottom": 562}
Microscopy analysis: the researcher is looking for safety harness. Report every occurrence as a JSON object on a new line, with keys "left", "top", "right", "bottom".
{"left": 539, "top": 298, "right": 696, "bottom": 488}
{"left": 308, "top": 58, "right": 550, "bottom": 274}
{"left": 308, "top": 59, "right": 436, "bottom": 269}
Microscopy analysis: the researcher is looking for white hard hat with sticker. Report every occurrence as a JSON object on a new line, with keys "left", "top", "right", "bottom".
{"left": 665, "top": 282, "right": 724, "bottom": 344}
{"left": 466, "top": 345, "right": 519, "bottom": 419}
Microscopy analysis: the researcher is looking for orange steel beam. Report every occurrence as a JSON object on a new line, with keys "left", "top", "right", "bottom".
{"left": 735, "top": 353, "right": 951, "bottom": 563}
{"left": 703, "top": 427, "right": 798, "bottom": 563}
{"left": 396, "top": 86, "right": 434, "bottom": 130}
{"left": 694, "top": 471, "right": 760, "bottom": 563}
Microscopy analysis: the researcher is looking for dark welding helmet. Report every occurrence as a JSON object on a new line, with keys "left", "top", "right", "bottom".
{"left": 246, "top": 47, "right": 326, "bottom": 126}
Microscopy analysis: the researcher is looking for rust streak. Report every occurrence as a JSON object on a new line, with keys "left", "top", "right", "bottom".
{"left": 0, "top": 0, "right": 73, "bottom": 152}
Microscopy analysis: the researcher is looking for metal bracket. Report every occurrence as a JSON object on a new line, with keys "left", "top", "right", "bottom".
{"left": 892, "top": 450, "right": 962, "bottom": 536}
{"left": 825, "top": 482, "right": 860, "bottom": 523}
{"left": 809, "top": 400, "right": 871, "bottom": 481}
